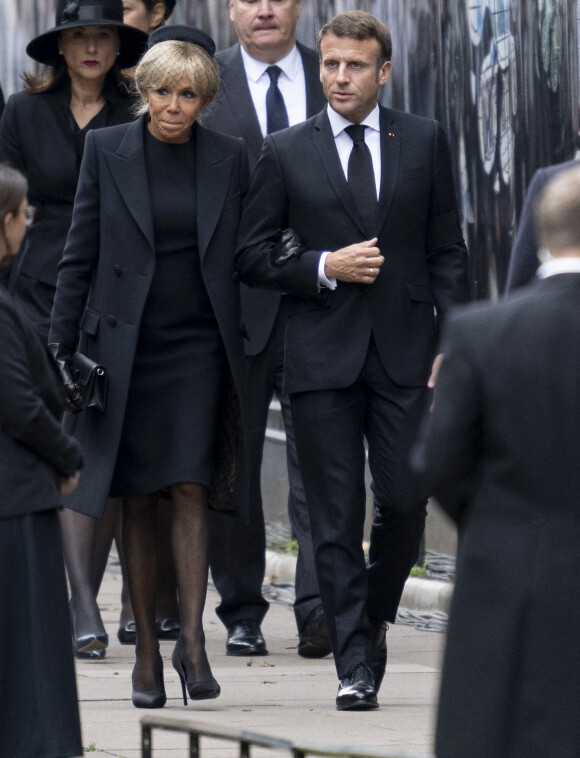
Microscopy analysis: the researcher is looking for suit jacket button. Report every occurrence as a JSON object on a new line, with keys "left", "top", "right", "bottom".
{"left": 107, "top": 315, "right": 117, "bottom": 327}
{"left": 114, "top": 265, "right": 122, "bottom": 276}
{"left": 532, "top": 515, "right": 545, "bottom": 526}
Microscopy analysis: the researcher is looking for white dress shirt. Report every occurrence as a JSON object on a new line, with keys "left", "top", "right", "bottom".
{"left": 537, "top": 256, "right": 580, "bottom": 278}
{"left": 240, "top": 45, "right": 307, "bottom": 137}
{"left": 318, "top": 104, "right": 382, "bottom": 289}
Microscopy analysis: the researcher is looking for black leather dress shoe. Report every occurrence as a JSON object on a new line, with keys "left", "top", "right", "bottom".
{"left": 298, "top": 605, "right": 332, "bottom": 658}
{"left": 118, "top": 621, "right": 137, "bottom": 645}
{"left": 226, "top": 619, "right": 268, "bottom": 656}
{"left": 336, "top": 662, "right": 378, "bottom": 711}
{"left": 156, "top": 617, "right": 180, "bottom": 640}
{"left": 369, "top": 621, "right": 388, "bottom": 693}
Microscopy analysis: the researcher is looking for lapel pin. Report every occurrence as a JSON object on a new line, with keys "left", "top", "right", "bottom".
{"left": 388, "top": 132, "right": 395, "bottom": 138}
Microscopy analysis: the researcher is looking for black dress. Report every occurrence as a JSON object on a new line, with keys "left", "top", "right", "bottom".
{"left": 111, "top": 130, "right": 224, "bottom": 495}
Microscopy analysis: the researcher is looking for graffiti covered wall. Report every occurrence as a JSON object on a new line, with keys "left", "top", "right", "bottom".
{"left": 1, "top": 0, "right": 577, "bottom": 296}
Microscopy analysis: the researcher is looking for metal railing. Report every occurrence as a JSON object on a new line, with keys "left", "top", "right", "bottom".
{"left": 141, "top": 715, "right": 413, "bottom": 758}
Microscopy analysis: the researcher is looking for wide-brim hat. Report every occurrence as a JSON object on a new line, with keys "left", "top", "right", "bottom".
{"left": 26, "top": 0, "right": 148, "bottom": 69}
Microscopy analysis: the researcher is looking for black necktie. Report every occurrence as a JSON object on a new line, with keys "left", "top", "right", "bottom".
{"left": 266, "top": 65, "right": 289, "bottom": 134}
{"left": 345, "top": 124, "right": 377, "bottom": 230}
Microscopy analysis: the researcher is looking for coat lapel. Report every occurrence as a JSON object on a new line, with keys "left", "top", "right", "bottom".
{"left": 103, "top": 116, "right": 155, "bottom": 250}
{"left": 311, "top": 109, "right": 364, "bottom": 233}
{"left": 376, "top": 106, "right": 400, "bottom": 235}
{"left": 195, "top": 124, "right": 234, "bottom": 260}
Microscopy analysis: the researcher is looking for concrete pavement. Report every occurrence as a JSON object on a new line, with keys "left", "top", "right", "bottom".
{"left": 75, "top": 559, "right": 449, "bottom": 757}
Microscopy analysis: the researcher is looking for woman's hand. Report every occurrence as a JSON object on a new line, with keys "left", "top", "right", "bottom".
{"left": 60, "top": 470, "right": 80, "bottom": 495}
{"left": 48, "top": 343, "right": 84, "bottom": 413}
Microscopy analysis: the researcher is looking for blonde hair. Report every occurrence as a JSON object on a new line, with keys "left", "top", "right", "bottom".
{"left": 133, "top": 39, "right": 219, "bottom": 116}
{"left": 537, "top": 164, "right": 580, "bottom": 254}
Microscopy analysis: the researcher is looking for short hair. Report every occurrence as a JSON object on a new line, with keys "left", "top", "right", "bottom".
{"left": 317, "top": 11, "right": 392, "bottom": 65}
{"left": 536, "top": 164, "right": 580, "bottom": 254}
{"left": 133, "top": 39, "right": 219, "bottom": 116}
{"left": 0, "top": 163, "right": 28, "bottom": 266}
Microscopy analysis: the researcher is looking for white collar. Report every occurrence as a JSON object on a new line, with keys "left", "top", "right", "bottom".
{"left": 326, "top": 103, "right": 381, "bottom": 138}
{"left": 240, "top": 44, "right": 302, "bottom": 84}
{"left": 537, "top": 256, "right": 580, "bottom": 278}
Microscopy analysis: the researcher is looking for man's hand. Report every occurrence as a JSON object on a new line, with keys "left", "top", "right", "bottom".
{"left": 324, "top": 238, "right": 384, "bottom": 283}
{"left": 60, "top": 470, "right": 80, "bottom": 495}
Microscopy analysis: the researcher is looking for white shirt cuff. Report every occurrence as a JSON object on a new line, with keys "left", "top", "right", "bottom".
{"left": 318, "top": 251, "right": 337, "bottom": 290}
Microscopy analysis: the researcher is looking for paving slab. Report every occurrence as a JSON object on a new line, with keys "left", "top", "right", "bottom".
{"left": 74, "top": 562, "right": 446, "bottom": 758}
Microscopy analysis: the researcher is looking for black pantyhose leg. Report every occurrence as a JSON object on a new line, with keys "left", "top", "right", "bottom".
{"left": 60, "top": 498, "right": 119, "bottom": 640}
{"left": 122, "top": 493, "right": 162, "bottom": 692}
{"left": 116, "top": 499, "right": 178, "bottom": 630}
{"left": 170, "top": 482, "right": 214, "bottom": 684}
{"left": 155, "top": 499, "right": 179, "bottom": 621}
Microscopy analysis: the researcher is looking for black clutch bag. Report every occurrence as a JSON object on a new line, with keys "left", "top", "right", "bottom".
{"left": 71, "top": 352, "right": 107, "bottom": 412}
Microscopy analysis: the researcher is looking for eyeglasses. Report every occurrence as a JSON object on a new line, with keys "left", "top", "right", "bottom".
{"left": 21, "top": 206, "right": 36, "bottom": 227}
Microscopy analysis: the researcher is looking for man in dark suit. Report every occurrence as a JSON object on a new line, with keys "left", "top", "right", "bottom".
{"left": 236, "top": 11, "right": 469, "bottom": 709}
{"left": 203, "top": 0, "right": 329, "bottom": 659}
{"left": 505, "top": 158, "right": 578, "bottom": 292}
{"left": 412, "top": 164, "right": 580, "bottom": 757}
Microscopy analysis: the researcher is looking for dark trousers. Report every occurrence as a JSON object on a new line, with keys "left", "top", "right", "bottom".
{"left": 209, "top": 300, "right": 321, "bottom": 631}
{"left": 290, "top": 338, "right": 427, "bottom": 678}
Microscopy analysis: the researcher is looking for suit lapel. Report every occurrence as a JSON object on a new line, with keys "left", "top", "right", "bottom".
{"left": 103, "top": 117, "right": 155, "bottom": 250}
{"left": 221, "top": 46, "right": 264, "bottom": 163}
{"left": 376, "top": 106, "right": 400, "bottom": 234}
{"left": 195, "top": 125, "right": 233, "bottom": 261}
{"left": 311, "top": 109, "right": 364, "bottom": 233}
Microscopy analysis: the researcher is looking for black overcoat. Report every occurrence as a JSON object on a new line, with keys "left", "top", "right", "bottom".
{"left": 0, "top": 79, "right": 134, "bottom": 288}
{"left": 49, "top": 116, "right": 250, "bottom": 520}
{"left": 412, "top": 275, "right": 580, "bottom": 757}
{"left": 0, "top": 280, "right": 83, "bottom": 519}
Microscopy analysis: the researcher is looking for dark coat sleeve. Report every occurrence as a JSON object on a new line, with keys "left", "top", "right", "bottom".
{"left": 410, "top": 310, "right": 482, "bottom": 523}
{"left": 49, "top": 129, "right": 102, "bottom": 351}
{"left": 0, "top": 297, "right": 83, "bottom": 478}
{"left": 235, "top": 134, "right": 325, "bottom": 300}
{"left": 504, "top": 168, "right": 545, "bottom": 293}
{"left": 425, "top": 122, "right": 471, "bottom": 327}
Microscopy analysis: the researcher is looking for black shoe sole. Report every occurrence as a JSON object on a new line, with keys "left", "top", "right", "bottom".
{"left": 226, "top": 647, "right": 269, "bottom": 657}
{"left": 336, "top": 697, "right": 379, "bottom": 711}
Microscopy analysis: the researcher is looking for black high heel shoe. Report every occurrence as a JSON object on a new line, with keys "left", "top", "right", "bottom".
{"left": 131, "top": 660, "right": 167, "bottom": 709}
{"left": 70, "top": 602, "right": 108, "bottom": 659}
{"left": 171, "top": 646, "right": 220, "bottom": 705}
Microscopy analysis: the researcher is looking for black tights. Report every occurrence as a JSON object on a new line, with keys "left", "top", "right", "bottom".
{"left": 61, "top": 497, "right": 179, "bottom": 641}
{"left": 123, "top": 483, "right": 212, "bottom": 691}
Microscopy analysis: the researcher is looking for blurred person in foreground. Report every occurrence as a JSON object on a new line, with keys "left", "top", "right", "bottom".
{"left": 0, "top": 0, "right": 147, "bottom": 660}
{"left": 0, "top": 162, "right": 83, "bottom": 758}
{"left": 412, "top": 163, "right": 580, "bottom": 757}
{"left": 49, "top": 25, "right": 250, "bottom": 709}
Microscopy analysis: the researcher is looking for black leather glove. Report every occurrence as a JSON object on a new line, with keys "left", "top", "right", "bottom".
{"left": 48, "top": 343, "right": 84, "bottom": 413}
{"left": 269, "top": 228, "right": 307, "bottom": 267}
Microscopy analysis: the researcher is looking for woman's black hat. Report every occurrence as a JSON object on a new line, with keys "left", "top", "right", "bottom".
{"left": 26, "top": 0, "right": 149, "bottom": 68}
{"left": 147, "top": 24, "right": 215, "bottom": 58}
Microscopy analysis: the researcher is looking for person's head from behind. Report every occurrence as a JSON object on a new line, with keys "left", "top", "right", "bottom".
{"left": 134, "top": 35, "right": 219, "bottom": 143}
{"left": 317, "top": 11, "right": 392, "bottom": 124}
{"left": 537, "top": 165, "right": 580, "bottom": 258}
{"left": 229, "top": 0, "right": 302, "bottom": 64}
{"left": 123, "top": 0, "right": 176, "bottom": 35}
{"left": 0, "top": 164, "right": 30, "bottom": 269}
